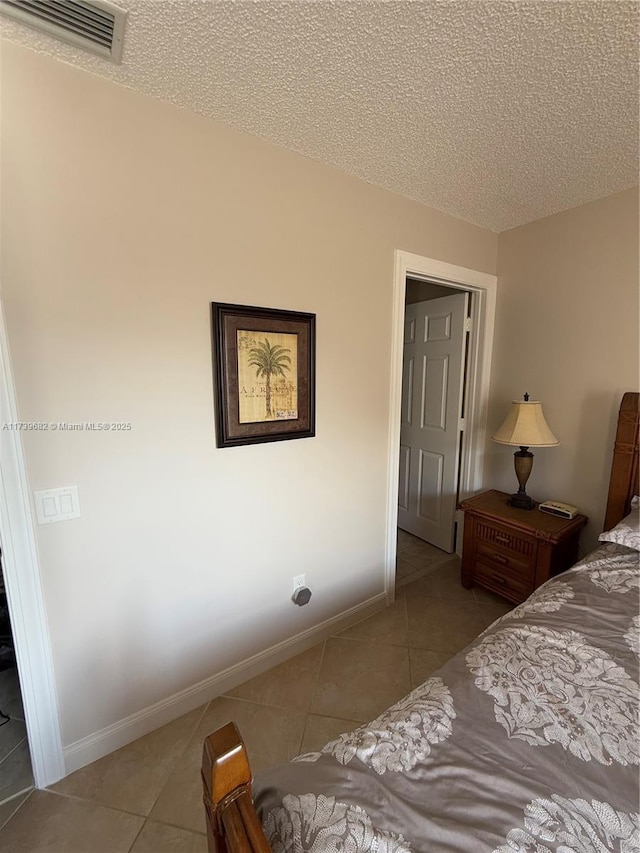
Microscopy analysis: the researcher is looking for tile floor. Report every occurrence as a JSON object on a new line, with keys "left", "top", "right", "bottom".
{"left": 0, "top": 532, "right": 511, "bottom": 851}
{"left": 0, "top": 667, "right": 33, "bottom": 809}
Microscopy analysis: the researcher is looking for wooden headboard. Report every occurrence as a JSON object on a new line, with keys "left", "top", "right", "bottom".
{"left": 603, "top": 391, "right": 639, "bottom": 531}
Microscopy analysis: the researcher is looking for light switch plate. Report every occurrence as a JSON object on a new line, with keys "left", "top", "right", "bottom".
{"left": 34, "top": 486, "right": 81, "bottom": 524}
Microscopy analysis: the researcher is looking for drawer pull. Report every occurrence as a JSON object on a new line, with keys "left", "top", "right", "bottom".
{"left": 491, "top": 574, "right": 509, "bottom": 586}
{"left": 495, "top": 534, "right": 511, "bottom": 544}
{"left": 492, "top": 554, "right": 509, "bottom": 566}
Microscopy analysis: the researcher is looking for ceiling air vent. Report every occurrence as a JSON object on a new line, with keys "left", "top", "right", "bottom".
{"left": 0, "top": 0, "right": 127, "bottom": 63}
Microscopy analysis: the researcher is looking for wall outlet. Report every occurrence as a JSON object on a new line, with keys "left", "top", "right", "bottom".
{"left": 292, "top": 574, "right": 306, "bottom": 593}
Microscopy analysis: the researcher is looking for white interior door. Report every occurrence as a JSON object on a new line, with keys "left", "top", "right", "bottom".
{"left": 398, "top": 292, "right": 469, "bottom": 552}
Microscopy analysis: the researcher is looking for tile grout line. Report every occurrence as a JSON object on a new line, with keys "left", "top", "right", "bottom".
{"left": 140, "top": 815, "right": 207, "bottom": 836}
{"left": 0, "top": 788, "right": 34, "bottom": 832}
{"left": 215, "top": 688, "right": 320, "bottom": 717}
{"left": 131, "top": 814, "right": 209, "bottom": 842}
{"left": 38, "top": 785, "right": 149, "bottom": 818}
{"left": 142, "top": 698, "right": 213, "bottom": 822}
{"left": 0, "top": 733, "right": 28, "bottom": 769}
{"left": 125, "top": 817, "right": 146, "bottom": 853}
{"left": 396, "top": 555, "right": 462, "bottom": 589}
{"left": 36, "top": 788, "right": 207, "bottom": 847}
{"left": 402, "top": 583, "right": 415, "bottom": 688}
{"left": 299, "top": 638, "right": 328, "bottom": 754}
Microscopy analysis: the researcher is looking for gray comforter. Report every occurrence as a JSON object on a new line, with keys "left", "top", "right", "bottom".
{"left": 254, "top": 543, "right": 640, "bottom": 852}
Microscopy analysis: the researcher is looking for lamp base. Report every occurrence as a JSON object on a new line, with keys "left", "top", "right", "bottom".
{"left": 508, "top": 447, "right": 535, "bottom": 510}
{"left": 508, "top": 491, "right": 535, "bottom": 510}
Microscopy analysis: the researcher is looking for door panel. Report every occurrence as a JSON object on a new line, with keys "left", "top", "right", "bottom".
{"left": 422, "top": 355, "right": 448, "bottom": 429}
{"left": 402, "top": 355, "right": 414, "bottom": 425}
{"left": 425, "top": 312, "right": 451, "bottom": 341}
{"left": 398, "top": 445, "right": 410, "bottom": 511}
{"left": 398, "top": 292, "right": 468, "bottom": 551}
{"left": 418, "top": 449, "right": 443, "bottom": 522}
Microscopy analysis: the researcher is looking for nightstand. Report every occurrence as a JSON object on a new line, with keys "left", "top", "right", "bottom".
{"left": 459, "top": 490, "right": 588, "bottom": 604}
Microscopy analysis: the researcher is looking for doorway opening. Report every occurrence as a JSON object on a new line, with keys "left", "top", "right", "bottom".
{"left": 0, "top": 299, "right": 64, "bottom": 790}
{"left": 0, "top": 547, "right": 34, "bottom": 806}
{"left": 385, "top": 251, "right": 497, "bottom": 600}
{"left": 399, "top": 280, "right": 472, "bottom": 548}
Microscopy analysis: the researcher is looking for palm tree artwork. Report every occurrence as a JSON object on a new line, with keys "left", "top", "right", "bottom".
{"left": 247, "top": 337, "right": 293, "bottom": 420}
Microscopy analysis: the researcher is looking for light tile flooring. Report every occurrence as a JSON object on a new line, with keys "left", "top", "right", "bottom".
{"left": 0, "top": 532, "right": 511, "bottom": 851}
{"left": 0, "top": 667, "right": 33, "bottom": 809}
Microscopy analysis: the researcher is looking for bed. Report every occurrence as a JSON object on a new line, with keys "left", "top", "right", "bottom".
{"left": 202, "top": 392, "right": 639, "bottom": 852}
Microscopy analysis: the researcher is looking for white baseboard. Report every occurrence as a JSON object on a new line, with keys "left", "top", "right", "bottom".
{"left": 63, "top": 592, "right": 387, "bottom": 776}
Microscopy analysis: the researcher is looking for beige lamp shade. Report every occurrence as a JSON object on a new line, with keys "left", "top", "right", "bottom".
{"left": 492, "top": 401, "right": 559, "bottom": 447}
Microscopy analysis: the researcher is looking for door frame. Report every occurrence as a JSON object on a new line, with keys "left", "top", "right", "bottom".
{"left": 385, "top": 251, "right": 497, "bottom": 600}
{"left": 0, "top": 297, "right": 65, "bottom": 787}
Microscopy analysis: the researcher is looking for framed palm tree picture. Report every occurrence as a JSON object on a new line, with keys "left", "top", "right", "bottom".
{"left": 211, "top": 303, "right": 316, "bottom": 447}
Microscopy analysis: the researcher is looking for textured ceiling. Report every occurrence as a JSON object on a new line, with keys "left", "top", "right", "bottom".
{"left": 1, "top": 0, "right": 638, "bottom": 232}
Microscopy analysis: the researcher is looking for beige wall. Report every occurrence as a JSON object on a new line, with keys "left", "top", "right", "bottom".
{"left": 486, "top": 188, "right": 639, "bottom": 552}
{"left": 1, "top": 42, "right": 497, "bottom": 756}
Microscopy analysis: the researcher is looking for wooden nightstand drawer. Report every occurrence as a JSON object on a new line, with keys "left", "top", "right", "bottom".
{"left": 474, "top": 560, "right": 533, "bottom": 602}
{"left": 476, "top": 540, "right": 536, "bottom": 579}
{"left": 474, "top": 520, "right": 536, "bottom": 564}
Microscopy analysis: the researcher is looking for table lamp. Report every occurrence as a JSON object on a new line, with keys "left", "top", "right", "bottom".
{"left": 491, "top": 393, "right": 559, "bottom": 509}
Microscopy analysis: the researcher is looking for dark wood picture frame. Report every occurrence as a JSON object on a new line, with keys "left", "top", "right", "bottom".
{"left": 211, "top": 303, "right": 316, "bottom": 448}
